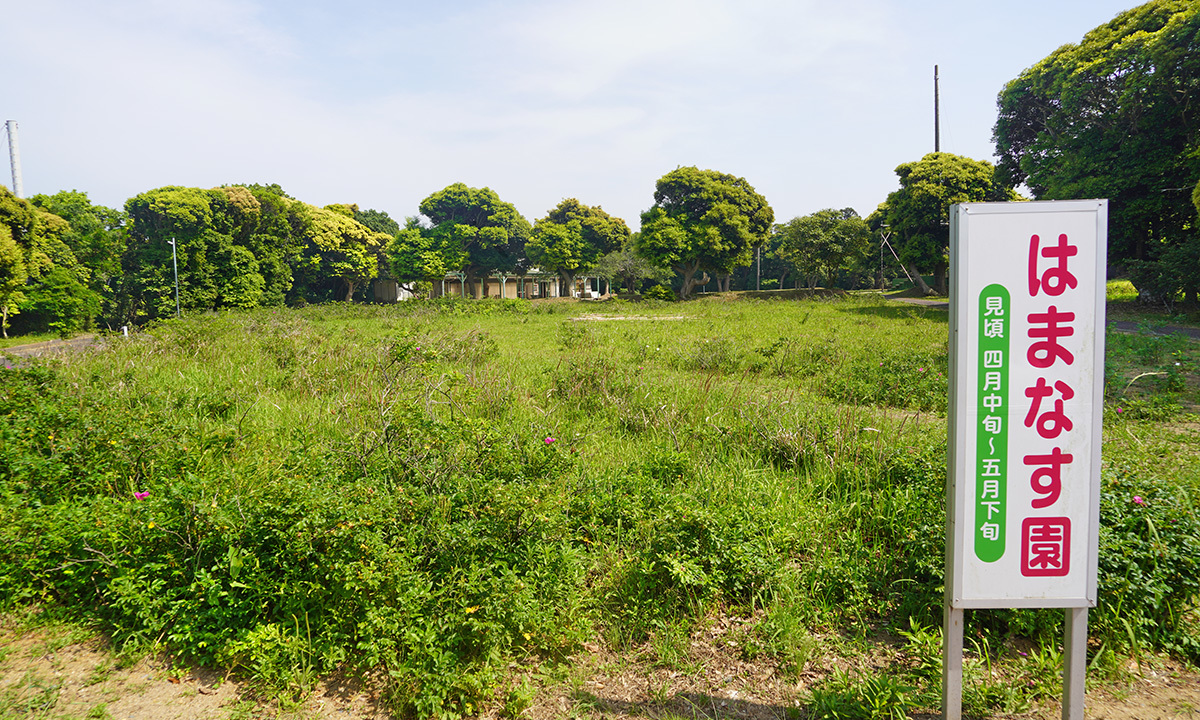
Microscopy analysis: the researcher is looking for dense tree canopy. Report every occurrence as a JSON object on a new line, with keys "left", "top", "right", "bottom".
{"left": 637, "top": 167, "right": 773, "bottom": 298}
{"left": 29, "top": 191, "right": 127, "bottom": 321}
{"left": 295, "top": 203, "right": 391, "bottom": 302}
{"left": 124, "top": 186, "right": 255, "bottom": 318}
{"left": 0, "top": 224, "right": 25, "bottom": 338}
{"left": 1, "top": 182, "right": 406, "bottom": 333}
{"left": 121, "top": 186, "right": 390, "bottom": 319}
{"left": 0, "top": 185, "right": 100, "bottom": 336}
{"left": 386, "top": 216, "right": 465, "bottom": 296}
{"left": 353, "top": 207, "right": 401, "bottom": 237}
{"left": 239, "top": 185, "right": 306, "bottom": 306}
{"left": 994, "top": 0, "right": 1200, "bottom": 303}
{"left": 526, "top": 199, "right": 630, "bottom": 294}
{"left": 873, "top": 153, "right": 1016, "bottom": 295}
{"left": 774, "top": 208, "right": 872, "bottom": 289}
{"left": 417, "top": 183, "right": 530, "bottom": 297}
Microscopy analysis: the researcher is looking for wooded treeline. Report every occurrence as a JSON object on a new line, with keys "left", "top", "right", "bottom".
{"left": 0, "top": 183, "right": 400, "bottom": 337}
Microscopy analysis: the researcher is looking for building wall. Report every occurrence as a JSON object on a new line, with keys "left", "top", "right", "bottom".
{"left": 430, "top": 275, "right": 561, "bottom": 299}
{"left": 372, "top": 279, "right": 415, "bottom": 303}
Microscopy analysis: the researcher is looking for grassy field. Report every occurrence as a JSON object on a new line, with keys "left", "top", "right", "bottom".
{"left": 1, "top": 293, "right": 1197, "bottom": 719}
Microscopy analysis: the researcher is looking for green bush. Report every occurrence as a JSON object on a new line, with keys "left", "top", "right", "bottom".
{"left": 1, "top": 297, "right": 1197, "bottom": 718}
{"left": 1095, "top": 469, "right": 1200, "bottom": 659}
{"left": 641, "top": 284, "right": 675, "bottom": 302}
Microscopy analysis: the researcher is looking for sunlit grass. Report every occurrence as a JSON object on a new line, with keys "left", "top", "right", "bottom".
{"left": 2, "top": 294, "right": 1197, "bottom": 718}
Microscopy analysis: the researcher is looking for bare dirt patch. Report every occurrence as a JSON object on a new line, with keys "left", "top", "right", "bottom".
{"left": 4, "top": 618, "right": 1199, "bottom": 719}
{"left": 518, "top": 615, "right": 1200, "bottom": 720}
{"left": 0, "top": 334, "right": 102, "bottom": 360}
{"left": 0, "top": 623, "right": 389, "bottom": 720}
{"left": 572, "top": 315, "right": 689, "bottom": 322}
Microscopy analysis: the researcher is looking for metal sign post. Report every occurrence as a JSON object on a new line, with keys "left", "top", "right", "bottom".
{"left": 944, "top": 200, "right": 1107, "bottom": 720}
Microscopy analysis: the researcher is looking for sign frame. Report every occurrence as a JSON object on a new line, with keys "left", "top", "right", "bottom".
{"left": 944, "top": 200, "right": 1107, "bottom": 720}
{"left": 946, "top": 199, "right": 1107, "bottom": 609}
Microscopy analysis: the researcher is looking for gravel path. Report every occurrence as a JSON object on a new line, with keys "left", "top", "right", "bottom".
{"left": 0, "top": 334, "right": 101, "bottom": 361}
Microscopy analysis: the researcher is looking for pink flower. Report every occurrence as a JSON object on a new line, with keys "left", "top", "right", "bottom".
{"left": 1133, "top": 496, "right": 1145, "bottom": 505}
{"left": 134, "top": 491, "right": 150, "bottom": 501}
{"left": 1115, "top": 408, "right": 1124, "bottom": 414}
{"left": 544, "top": 436, "right": 555, "bottom": 444}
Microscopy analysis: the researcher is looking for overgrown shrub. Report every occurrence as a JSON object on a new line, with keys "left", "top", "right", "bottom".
{"left": 1, "top": 297, "right": 1198, "bottom": 718}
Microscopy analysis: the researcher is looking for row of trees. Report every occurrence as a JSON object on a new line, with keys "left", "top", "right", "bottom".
{"left": 0, "top": 140, "right": 1179, "bottom": 340}
{"left": 0, "top": 183, "right": 404, "bottom": 336}
{"left": 0, "top": 168, "right": 784, "bottom": 336}
{"left": 385, "top": 167, "right": 778, "bottom": 302}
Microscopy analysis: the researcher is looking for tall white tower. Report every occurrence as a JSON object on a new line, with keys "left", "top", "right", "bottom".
{"left": 5, "top": 120, "right": 23, "bottom": 198}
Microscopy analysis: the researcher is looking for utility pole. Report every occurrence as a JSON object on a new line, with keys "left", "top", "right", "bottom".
{"left": 934, "top": 65, "right": 941, "bottom": 153}
{"left": 880, "top": 227, "right": 889, "bottom": 290}
{"left": 5, "top": 121, "right": 23, "bottom": 198}
{"left": 168, "top": 238, "right": 180, "bottom": 318}
{"left": 756, "top": 245, "right": 761, "bottom": 291}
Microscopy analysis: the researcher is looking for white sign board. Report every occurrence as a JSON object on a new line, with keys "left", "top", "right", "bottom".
{"left": 947, "top": 200, "right": 1106, "bottom": 608}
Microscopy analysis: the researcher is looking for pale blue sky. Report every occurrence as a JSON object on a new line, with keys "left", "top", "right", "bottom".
{"left": 4, "top": 0, "right": 1139, "bottom": 229}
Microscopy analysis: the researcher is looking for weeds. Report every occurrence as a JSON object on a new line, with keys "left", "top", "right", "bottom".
{"left": 807, "top": 668, "right": 914, "bottom": 720}
{"left": 1, "top": 296, "right": 1198, "bottom": 717}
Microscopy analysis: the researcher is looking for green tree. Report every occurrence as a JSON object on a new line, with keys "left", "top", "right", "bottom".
{"left": 124, "top": 186, "right": 226, "bottom": 319}
{"left": 348, "top": 207, "right": 403, "bottom": 294}
{"left": 19, "top": 209, "right": 100, "bottom": 335}
{"left": 386, "top": 218, "right": 468, "bottom": 295}
{"left": 774, "top": 208, "right": 871, "bottom": 289}
{"left": 0, "top": 186, "right": 99, "bottom": 336}
{"left": 592, "top": 245, "right": 670, "bottom": 295}
{"left": 0, "top": 185, "right": 36, "bottom": 249}
{"left": 20, "top": 265, "right": 101, "bottom": 337}
{"left": 292, "top": 203, "right": 390, "bottom": 302}
{"left": 526, "top": 199, "right": 630, "bottom": 295}
{"left": 0, "top": 224, "right": 25, "bottom": 338}
{"left": 417, "top": 183, "right": 530, "bottom": 298}
{"left": 994, "top": 1, "right": 1200, "bottom": 303}
{"left": 875, "top": 153, "right": 1016, "bottom": 295}
{"left": 354, "top": 207, "right": 401, "bottom": 237}
{"left": 29, "top": 191, "right": 127, "bottom": 326}
{"left": 123, "top": 186, "right": 291, "bottom": 318}
{"left": 242, "top": 185, "right": 303, "bottom": 305}
{"left": 637, "top": 167, "right": 773, "bottom": 298}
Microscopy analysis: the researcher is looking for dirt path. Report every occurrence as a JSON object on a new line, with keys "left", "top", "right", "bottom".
{"left": 1109, "top": 321, "right": 1200, "bottom": 341}
{"left": 888, "top": 297, "right": 1200, "bottom": 341}
{"left": 5, "top": 621, "right": 1199, "bottom": 720}
{"left": 0, "top": 333, "right": 102, "bottom": 362}
{"left": 0, "top": 624, "right": 389, "bottom": 719}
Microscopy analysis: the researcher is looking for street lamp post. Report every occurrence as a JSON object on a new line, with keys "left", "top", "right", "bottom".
{"left": 756, "top": 245, "right": 761, "bottom": 291}
{"left": 167, "top": 238, "right": 180, "bottom": 318}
